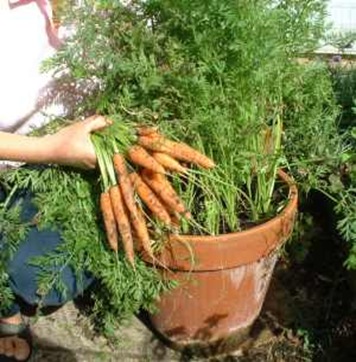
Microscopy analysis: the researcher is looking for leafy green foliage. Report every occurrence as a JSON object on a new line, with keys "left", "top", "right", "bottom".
{"left": 0, "top": 166, "right": 172, "bottom": 330}
{"left": 43, "top": 0, "right": 341, "bottom": 236}
{"left": 282, "top": 62, "right": 343, "bottom": 191}
{"left": 325, "top": 65, "right": 356, "bottom": 270}
{"left": 0, "top": 200, "right": 30, "bottom": 315}
{"left": 335, "top": 190, "right": 356, "bottom": 267}
{"left": 331, "top": 65, "right": 356, "bottom": 130}
{"left": 1, "top": 0, "right": 348, "bottom": 326}
{"left": 326, "top": 31, "right": 356, "bottom": 54}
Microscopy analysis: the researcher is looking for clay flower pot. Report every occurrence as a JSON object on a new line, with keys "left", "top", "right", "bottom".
{"left": 146, "top": 170, "right": 298, "bottom": 354}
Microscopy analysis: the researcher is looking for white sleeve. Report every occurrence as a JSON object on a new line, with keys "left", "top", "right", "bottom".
{"left": 0, "top": 2, "right": 64, "bottom": 135}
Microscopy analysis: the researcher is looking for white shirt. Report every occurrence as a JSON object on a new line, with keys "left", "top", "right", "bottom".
{"left": 0, "top": 0, "right": 63, "bottom": 134}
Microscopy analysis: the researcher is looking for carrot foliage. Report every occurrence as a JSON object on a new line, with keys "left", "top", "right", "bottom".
{"left": 0, "top": 165, "right": 174, "bottom": 335}
{"left": 0, "top": 199, "right": 30, "bottom": 316}
{"left": 0, "top": 0, "right": 345, "bottom": 330}
{"left": 42, "top": 0, "right": 341, "bottom": 235}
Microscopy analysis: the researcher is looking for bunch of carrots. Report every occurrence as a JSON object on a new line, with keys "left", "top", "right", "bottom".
{"left": 91, "top": 120, "right": 215, "bottom": 267}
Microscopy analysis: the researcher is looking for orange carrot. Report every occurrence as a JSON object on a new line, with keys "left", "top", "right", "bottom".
{"left": 113, "top": 152, "right": 139, "bottom": 218}
{"left": 137, "top": 126, "right": 159, "bottom": 137}
{"left": 127, "top": 145, "right": 165, "bottom": 174}
{"left": 112, "top": 152, "right": 155, "bottom": 259}
{"left": 140, "top": 169, "right": 190, "bottom": 217}
{"left": 152, "top": 152, "right": 188, "bottom": 174}
{"left": 100, "top": 192, "right": 119, "bottom": 252}
{"left": 133, "top": 204, "right": 155, "bottom": 259}
{"left": 138, "top": 135, "right": 215, "bottom": 169}
{"left": 137, "top": 135, "right": 170, "bottom": 153}
{"left": 129, "top": 172, "right": 172, "bottom": 226}
{"left": 109, "top": 185, "right": 135, "bottom": 267}
{"left": 123, "top": 189, "right": 154, "bottom": 259}
{"left": 167, "top": 211, "right": 181, "bottom": 229}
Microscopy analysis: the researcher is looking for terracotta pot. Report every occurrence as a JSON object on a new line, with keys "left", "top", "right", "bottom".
{"left": 146, "top": 170, "right": 298, "bottom": 354}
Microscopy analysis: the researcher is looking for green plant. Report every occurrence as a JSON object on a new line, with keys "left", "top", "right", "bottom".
{"left": 297, "top": 327, "right": 315, "bottom": 352}
{"left": 326, "top": 31, "right": 356, "bottom": 55}
{"left": 0, "top": 200, "right": 30, "bottom": 316}
{"left": 324, "top": 65, "right": 356, "bottom": 270}
{"left": 330, "top": 65, "right": 356, "bottom": 130}
{"left": 0, "top": 165, "right": 174, "bottom": 335}
{"left": 332, "top": 134, "right": 356, "bottom": 269}
{"left": 45, "top": 0, "right": 340, "bottom": 230}
{"left": 1, "top": 0, "right": 345, "bottom": 332}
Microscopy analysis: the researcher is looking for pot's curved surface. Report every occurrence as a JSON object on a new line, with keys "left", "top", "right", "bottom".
{"left": 148, "top": 170, "right": 298, "bottom": 350}
{"left": 154, "top": 170, "right": 298, "bottom": 271}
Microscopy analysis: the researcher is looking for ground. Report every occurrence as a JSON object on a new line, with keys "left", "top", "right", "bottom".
{"left": 27, "top": 267, "right": 356, "bottom": 362}
{"left": 28, "top": 271, "right": 310, "bottom": 362}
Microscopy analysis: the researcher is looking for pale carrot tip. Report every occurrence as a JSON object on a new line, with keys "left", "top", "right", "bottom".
{"left": 105, "top": 117, "right": 113, "bottom": 125}
{"left": 128, "top": 258, "right": 135, "bottom": 268}
{"left": 204, "top": 162, "right": 216, "bottom": 169}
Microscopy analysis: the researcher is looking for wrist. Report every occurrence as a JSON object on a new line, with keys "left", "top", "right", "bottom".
{"left": 40, "top": 133, "right": 67, "bottom": 165}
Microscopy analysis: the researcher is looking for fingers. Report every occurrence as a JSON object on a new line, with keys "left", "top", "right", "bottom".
{"left": 0, "top": 337, "right": 31, "bottom": 360}
{"left": 84, "top": 115, "right": 112, "bottom": 133}
{"left": 13, "top": 337, "right": 31, "bottom": 361}
{"left": 3, "top": 337, "right": 15, "bottom": 357}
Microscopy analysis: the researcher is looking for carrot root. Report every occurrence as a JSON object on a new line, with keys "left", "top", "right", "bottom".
{"left": 138, "top": 135, "right": 215, "bottom": 169}
{"left": 100, "top": 192, "right": 119, "bottom": 252}
{"left": 128, "top": 145, "right": 165, "bottom": 174}
{"left": 113, "top": 152, "right": 140, "bottom": 222}
{"left": 152, "top": 152, "right": 188, "bottom": 174}
{"left": 129, "top": 172, "right": 172, "bottom": 226}
{"left": 133, "top": 204, "right": 155, "bottom": 259}
{"left": 136, "top": 126, "right": 160, "bottom": 137}
{"left": 140, "top": 169, "right": 189, "bottom": 217}
{"left": 109, "top": 186, "right": 135, "bottom": 267}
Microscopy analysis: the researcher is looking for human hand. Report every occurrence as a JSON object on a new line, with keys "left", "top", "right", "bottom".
{"left": 46, "top": 115, "right": 112, "bottom": 169}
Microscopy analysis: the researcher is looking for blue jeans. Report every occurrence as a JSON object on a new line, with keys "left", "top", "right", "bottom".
{"left": 0, "top": 187, "right": 93, "bottom": 318}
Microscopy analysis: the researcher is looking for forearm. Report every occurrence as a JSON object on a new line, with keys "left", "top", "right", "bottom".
{"left": 0, "top": 132, "right": 55, "bottom": 164}
{"left": 0, "top": 116, "right": 109, "bottom": 169}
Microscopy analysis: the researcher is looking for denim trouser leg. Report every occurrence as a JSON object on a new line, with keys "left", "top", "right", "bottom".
{"left": 1, "top": 188, "right": 94, "bottom": 318}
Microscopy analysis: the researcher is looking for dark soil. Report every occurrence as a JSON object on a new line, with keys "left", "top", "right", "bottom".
{"left": 205, "top": 189, "right": 356, "bottom": 362}
{"left": 253, "top": 190, "right": 356, "bottom": 362}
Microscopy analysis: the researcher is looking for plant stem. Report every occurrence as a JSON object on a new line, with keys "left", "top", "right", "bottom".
{"left": 92, "top": 136, "right": 109, "bottom": 191}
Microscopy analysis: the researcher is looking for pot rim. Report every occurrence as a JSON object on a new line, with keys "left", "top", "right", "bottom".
{"left": 147, "top": 169, "right": 298, "bottom": 271}
{"left": 169, "top": 169, "right": 297, "bottom": 243}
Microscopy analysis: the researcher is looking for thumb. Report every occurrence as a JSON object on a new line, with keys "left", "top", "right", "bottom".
{"left": 84, "top": 115, "right": 112, "bottom": 133}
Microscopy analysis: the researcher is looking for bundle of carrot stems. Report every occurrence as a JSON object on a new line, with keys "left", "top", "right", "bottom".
{"left": 91, "top": 118, "right": 215, "bottom": 267}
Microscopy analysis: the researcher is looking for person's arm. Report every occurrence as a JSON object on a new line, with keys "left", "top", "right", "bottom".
{"left": 0, "top": 115, "right": 111, "bottom": 169}
{"left": 0, "top": 132, "right": 56, "bottom": 164}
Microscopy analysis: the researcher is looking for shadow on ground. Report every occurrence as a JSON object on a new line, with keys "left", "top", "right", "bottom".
{"left": 32, "top": 335, "right": 78, "bottom": 362}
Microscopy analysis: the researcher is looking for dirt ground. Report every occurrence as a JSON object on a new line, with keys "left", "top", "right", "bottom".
{"left": 27, "top": 270, "right": 311, "bottom": 362}
{"left": 29, "top": 300, "right": 179, "bottom": 362}
{"left": 28, "top": 265, "right": 356, "bottom": 361}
